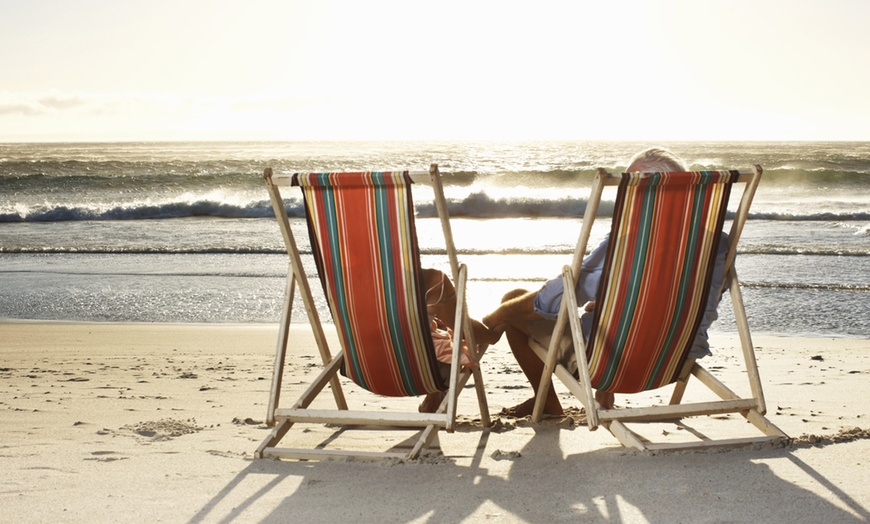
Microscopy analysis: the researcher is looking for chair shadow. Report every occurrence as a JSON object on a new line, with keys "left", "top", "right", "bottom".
{"left": 485, "top": 425, "right": 870, "bottom": 523}
{"left": 189, "top": 422, "right": 869, "bottom": 523}
{"left": 188, "top": 425, "right": 495, "bottom": 524}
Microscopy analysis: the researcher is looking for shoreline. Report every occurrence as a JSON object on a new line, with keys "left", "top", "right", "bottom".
{"left": 2, "top": 317, "right": 867, "bottom": 342}
{"left": 2, "top": 321, "right": 868, "bottom": 522}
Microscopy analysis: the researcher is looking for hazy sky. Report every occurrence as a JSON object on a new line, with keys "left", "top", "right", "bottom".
{"left": 2, "top": 0, "right": 869, "bottom": 142}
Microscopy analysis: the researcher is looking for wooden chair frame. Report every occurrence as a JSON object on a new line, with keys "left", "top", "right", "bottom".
{"left": 530, "top": 166, "right": 788, "bottom": 451}
{"left": 256, "top": 164, "right": 490, "bottom": 461}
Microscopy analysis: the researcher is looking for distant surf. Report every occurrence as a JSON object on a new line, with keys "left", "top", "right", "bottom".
{"left": 1, "top": 140, "right": 867, "bottom": 336}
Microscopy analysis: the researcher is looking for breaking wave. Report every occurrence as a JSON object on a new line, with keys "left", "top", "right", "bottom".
{"left": 3, "top": 193, "right": 869, "bottom": 222}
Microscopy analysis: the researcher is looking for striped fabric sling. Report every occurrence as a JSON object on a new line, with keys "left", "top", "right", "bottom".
{"left": 587, "top": 171, "right": 738, "bottom": 393}
{"left": 293, "top": 171, "right": 446, "bottom": 397}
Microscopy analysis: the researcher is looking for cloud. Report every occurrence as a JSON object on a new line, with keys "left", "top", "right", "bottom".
{"left": 0, "top": 90, "right": 345, "bottom": 141}
{"left": 0, "top": 91, "right": 323, "bottom": 116}
{"left": 0, "top": 93, "right": 90, "bottom": 115}
{"left": 37, "top": 95, "right": 88, "bottom": 111}
{"left": 0, "top": 96, "right": 44, "bottom": 116}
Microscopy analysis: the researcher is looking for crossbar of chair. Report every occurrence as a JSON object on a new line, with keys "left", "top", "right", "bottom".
{"left": 273, "top": 409, "right": 448, "bottom": 428}
{"left": 593, "top": 169, "right": 759, "bottom": 187}
{"left": 640, "top": 435, "right": 784, "bottom": 452}
{"left": 606, "top": 422, "right": 784, "bottom": 452}
{"left": 597, "top": 399, "right": 759, "bottom": 423}
{"left": 268, "top": 170, "right": 433, "bottom": 187}
{"left": 261, "top": 447, "right": 412, "bottom": 461}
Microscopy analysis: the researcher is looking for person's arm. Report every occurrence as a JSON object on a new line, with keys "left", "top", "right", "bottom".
{"left": 688, "top": 232, "right": 730, "bottom": 359}
{"left": 533, "top": 235, "right": 609, "bottom": 320}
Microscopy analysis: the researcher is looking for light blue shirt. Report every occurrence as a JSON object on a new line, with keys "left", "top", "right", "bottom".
{"left": 533, "top": 232, "right": 729, "bottom": 360}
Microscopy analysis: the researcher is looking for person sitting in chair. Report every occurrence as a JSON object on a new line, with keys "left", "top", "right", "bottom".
{"left": 482, "top": 148, "right": 729, "bottom": 417}
{"left": 418, "top": 268, "right": 501, "bottom": 413}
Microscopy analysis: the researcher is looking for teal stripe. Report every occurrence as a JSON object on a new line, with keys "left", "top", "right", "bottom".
{"left": 599, "top": 173, "right": 659, "bottom": 389}
{"left": 372, "top": 172, "right": 419, "bottom": 395}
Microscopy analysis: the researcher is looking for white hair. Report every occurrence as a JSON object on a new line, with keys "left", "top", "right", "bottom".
{"left": 625, "top": 147, "right": 688, "bottom": 172}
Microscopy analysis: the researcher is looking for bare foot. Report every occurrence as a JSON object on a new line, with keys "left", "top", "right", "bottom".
{"left": 419, "top": 391, "right": 447, "bottom": 413}
{"left": 595, "top": 390, "right": 615, "bottom": 410}
{"left": 481, "top": 313, "right": 506, "bottom": 336}
{"left": 473, "top": 321, "right": 503, "bottom": 346}
{"left": 500, "top": 397, "right": 563, "bottom": 418}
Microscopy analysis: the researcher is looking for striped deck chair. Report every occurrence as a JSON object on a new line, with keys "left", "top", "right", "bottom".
{"left": 256, "top": 164, "right": 490, "bottom": 461}
{"left": 529, "top": 166, "right": 787, "bottom": 451}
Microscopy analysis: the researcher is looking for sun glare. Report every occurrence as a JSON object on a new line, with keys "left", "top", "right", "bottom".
{"left": 1, "top": 1, "right": 868, "bottom": 141}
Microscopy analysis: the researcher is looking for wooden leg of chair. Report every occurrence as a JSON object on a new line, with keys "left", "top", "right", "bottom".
{"left": 532, "top": 299, "right": 570, "bottom": 423}
{"left": 409, "top": 424, "right": 441, "bottom": 460}
{"left": 266, "top": 272, "right": 296, "bottom": 426}
{"left": 669, "top": 358, "right": 696, "bottom": 406}
{"left": 470, "top": 365, "right": 491, "bottom": 427}
{"left": 606, "top": 420, "right": 648, "bottom": 451}
{"left": 669, "top": 380, "right": 689, "bottom": 406}
{"left": 745, "top": 410, "right": 789, "bottom": 438}
{"left": 255, "top": 419, "right": 294, "bottom": 458}
{"left": 729, "top": 269, "right": 767, "bottom": 414}
{"left": 292, "top": 353, "right": 345, "bottom": 410}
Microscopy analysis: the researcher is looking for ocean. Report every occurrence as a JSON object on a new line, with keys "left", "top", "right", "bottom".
{"left": 1, "top": 141, "right": 868, "bottom": 339}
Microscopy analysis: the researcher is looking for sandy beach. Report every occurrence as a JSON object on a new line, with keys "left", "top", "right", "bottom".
{"left": 1, "top": 321, "right": 868, "bottom": 523}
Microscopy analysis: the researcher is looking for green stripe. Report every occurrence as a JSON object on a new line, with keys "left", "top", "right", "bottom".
{"left": 373, "top": 172, "right": 419, "bottom": 394}
{"left": 599, "top": 173, "right": 658, "bottom": 389}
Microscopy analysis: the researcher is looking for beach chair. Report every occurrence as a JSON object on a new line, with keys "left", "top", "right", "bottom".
{"left": 256, "top": 164, "right": 490, "bottom": 461}
{"left": 530, "top": 166, "right": 788, "bottom": 451}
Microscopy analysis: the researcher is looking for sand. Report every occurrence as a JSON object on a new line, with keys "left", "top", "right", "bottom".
{"left": 1, "top": 321, "right": 868, "bottom": 523}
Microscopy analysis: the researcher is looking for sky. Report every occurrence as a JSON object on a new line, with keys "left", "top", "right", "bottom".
{"left": 1, "top": 0, "right": 869, "bottom": 142}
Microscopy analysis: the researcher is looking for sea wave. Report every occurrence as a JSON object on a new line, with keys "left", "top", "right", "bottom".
{"left": 759, "top": 168, "right": 870, "bottom": 187}
{"left": 2, "top": 164, "right": 867, "bottom": 189}
{"left": 3, "top": 192, "right": 870, "bottom": 222}
{"left": 743, "top": 282, "right": 870, "bottom": 292}
{"left": 748, "top": 211, "right": 870, "bottom": 221}
{"left": 0, "top": 199, "right": 276, "bottom": 222}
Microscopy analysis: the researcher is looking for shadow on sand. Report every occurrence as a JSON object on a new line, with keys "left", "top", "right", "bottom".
{"left": 189, "top": 421, "right": 868, "bottom": 523}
